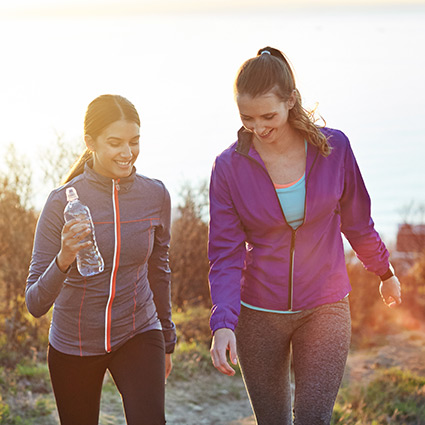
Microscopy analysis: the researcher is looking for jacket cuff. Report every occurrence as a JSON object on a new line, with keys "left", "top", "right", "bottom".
{"left": 210, "top": 321, "right": 237, "bottom": 335}
{"left": 55, "top": 257, "right": 71, "bottom": 274}
{"left": 379, "top": 264, "right": 394, "bottom": 281}
{"left": 162, "top": 324, "right": 177, "bottom": 354}
{"left": 165, "top": 344, "right": 175, "bottom": 354}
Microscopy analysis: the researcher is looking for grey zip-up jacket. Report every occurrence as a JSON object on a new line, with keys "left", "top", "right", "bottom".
{"left": 26, "top": 164, "right": 176, "bottom": 356}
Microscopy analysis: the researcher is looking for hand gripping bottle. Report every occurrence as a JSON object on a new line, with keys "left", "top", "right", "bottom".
{"left": 64, "top": 187, "right": 104, "bottom": 276}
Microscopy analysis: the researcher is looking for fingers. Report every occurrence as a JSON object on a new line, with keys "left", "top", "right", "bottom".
{"left": 165, "top": 354, "right": 173, "bottom": 381}
{"left": 63, "top": 220, "right": 92, "bottom": 249}
{"left": 210, "top": 328, "right": 237, "bottom": 376}
{"left": 380, "top": 277, "right": 402, "bottom": 308}
{"left": 390, "top": 291, "right": 402, "bottom": 306}
{"left": 211, "top": 348, "right": 235, "bottom": 375}
{"left": 228, "top": 336, "right": 238, "bottom": 366}
{"left": 383, "top": 296, "right": 399, "bottom": 308}
{"left": 64, "top": 219, "right": 92, "bottom": 241}
{"left": 57, "top": 220, "right": 92, "bottom": 271}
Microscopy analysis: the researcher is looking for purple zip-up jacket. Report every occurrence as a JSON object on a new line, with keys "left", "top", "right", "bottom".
{"left": 208, "top": 126, "right": 390, "bottom": 333}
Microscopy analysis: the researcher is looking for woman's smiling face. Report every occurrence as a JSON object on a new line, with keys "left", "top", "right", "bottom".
{"left": 85, "top": 119, "right": 140, "bottom": 180}
{"left": 237, "top": 90, "right": 295, "bottom": 145}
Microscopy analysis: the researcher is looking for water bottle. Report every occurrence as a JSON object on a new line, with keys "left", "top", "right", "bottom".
{"left": 64, "top": 187, "right": 104, "bottom": 276}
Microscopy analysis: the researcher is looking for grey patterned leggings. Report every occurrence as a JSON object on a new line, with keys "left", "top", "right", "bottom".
{"left": 235, "top": 298, "right": 351, "bottom": 425}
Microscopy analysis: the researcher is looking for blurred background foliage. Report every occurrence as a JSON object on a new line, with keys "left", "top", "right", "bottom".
{"left": 0, "top": 139, "right": 424, "bottom": 423}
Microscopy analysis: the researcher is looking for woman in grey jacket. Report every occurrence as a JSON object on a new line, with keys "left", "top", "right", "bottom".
{"left": 26, "top": 94, "right": 176, "bottom": 425}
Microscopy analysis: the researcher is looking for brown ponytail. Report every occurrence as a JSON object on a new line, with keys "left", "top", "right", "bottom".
{"left": 62, "top": 148, "right": 92, "bottom": 184}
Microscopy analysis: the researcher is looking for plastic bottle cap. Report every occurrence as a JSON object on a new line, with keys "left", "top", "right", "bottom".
{"left": 66, "top": 187, "right": 79, "bottom": 202}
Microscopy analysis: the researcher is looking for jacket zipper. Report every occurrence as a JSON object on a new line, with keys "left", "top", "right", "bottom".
{"left": 235, "top": 145, "right": 318, "bottom": 311}
{"left": 104, "top": 179, "right": 121, "bottom": 352}
{"left": 288, "top": 229, "right": 296, "bottom": 310}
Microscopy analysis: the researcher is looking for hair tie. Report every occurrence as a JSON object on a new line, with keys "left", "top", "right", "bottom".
{"left": 261, "top": 50, "right": 271, "bottom": 55}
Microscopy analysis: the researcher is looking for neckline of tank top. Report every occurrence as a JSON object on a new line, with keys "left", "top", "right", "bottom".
{"left": 274, "top": 173, "right": 305, "bottom": 189}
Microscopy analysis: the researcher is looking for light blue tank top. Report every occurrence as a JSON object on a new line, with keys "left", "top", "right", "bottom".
{"left": 276, "top": 174, "right": 306, "bottom": 230}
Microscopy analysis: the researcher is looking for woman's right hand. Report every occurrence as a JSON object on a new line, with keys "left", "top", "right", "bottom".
{"left": 379, "top": 275, "right": 402, "bottom": 307}
{"left": 56, "top": 219, "right": 92, "bottom": 273}
{"left": 210, "top": 328, "right": 238, "bottom": 376}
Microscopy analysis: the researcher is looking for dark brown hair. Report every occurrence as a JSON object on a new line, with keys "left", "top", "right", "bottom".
{"left": 235, "top": 47, "right": 331, "bottom": 156}
{"left": 62, "top": 94, "right": 140, "bottom": 184}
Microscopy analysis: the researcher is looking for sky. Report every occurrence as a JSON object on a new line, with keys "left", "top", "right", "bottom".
{"left": 0, "top": 0, "right": 424, "bottom": 242}
{"left": 2, "top": 0, "right": 425, "bottom": 16}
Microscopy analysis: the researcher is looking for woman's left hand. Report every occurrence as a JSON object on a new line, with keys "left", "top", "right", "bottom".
{"left": 379, "top": 276, "right": 402, "bottom": 307}
{"left": 165, "top": 353, "right": 173, "bottom": 381}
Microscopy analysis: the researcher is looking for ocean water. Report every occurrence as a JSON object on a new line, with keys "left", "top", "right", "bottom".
{"left": 0, "top": 4, "right": 424, "bottom": 242}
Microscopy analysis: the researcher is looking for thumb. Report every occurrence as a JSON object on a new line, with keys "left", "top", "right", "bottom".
{"left": 229, "top": 336, "right": 238, "bottom": 365}
{"left": 393, "top": 293, "right": 402, "bottom": 305}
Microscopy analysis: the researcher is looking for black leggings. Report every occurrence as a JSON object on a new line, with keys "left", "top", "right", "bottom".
{"left": 48, "top": 330, "right": 166, "bottom": 425}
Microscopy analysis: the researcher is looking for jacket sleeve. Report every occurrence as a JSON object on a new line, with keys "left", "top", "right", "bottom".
{"left": 148, "top": 184, "right": 176, "bottom": 354}
{"left": 25, "top": 192, "right": 69, "bottom": 318}
{"left": 208, "top": 156, "right": 247, "bottom": 334}
{"left": 339, "top": 132, "right": 390, "bottom": 276}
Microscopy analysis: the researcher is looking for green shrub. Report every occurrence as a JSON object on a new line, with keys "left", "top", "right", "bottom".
{"left": 173, "top": 305, "right": 212, "bottom": 348}
{"left": 16, "top": 362, "right": 49, "bottom": 380}
{"left": 172, "top": 305, "right": 213, "bottom": 379}
{"left": 364, "top": 368, "right": 425, "bottom": 422}
{"left": 171, "top": 340, "right": 214, "bottom": 380}
{"left": 15, "top": 362, "right": 51, "bottom": 394}
{"left": 0, "top": 396, "right": 11, "bottom": 422}
{"left": 332, "top": 368, "right": 425, "bottom": 424}
{"left": 170, "top": 305, "right": 243, "bottom": 380}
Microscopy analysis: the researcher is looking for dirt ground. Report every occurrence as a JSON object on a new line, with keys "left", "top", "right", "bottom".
{"left": 165, "top": 371, "right": 253, "bottom": 425}
{"left": 165, "top": 329, "right": 425, "bottom": 425}
{"left": 42, "top": 329, "right": 425, "bottom": 425}
{"left": 343, "top": 329, "right": 425, "bottom": 385}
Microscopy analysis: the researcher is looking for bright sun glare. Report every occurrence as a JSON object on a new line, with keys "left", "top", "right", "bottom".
{"left": 2, "top": 0, "right": 425, "bottom": 17}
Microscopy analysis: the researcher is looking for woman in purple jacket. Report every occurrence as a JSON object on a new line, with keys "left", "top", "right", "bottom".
{"left": 26, "top": 95, "right": 175, "bottom": 425}
{"left": 208, "top": 47, "right": 402, "bottom": 424}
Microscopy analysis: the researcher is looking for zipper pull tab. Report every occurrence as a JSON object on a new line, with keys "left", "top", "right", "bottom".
{"left": 115, "top": 179, "right": 120, "bottom": 191}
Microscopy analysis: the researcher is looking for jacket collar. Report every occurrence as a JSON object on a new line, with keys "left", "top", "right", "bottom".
{"left": 235, "top": 127, "right": 266, "bottom": 166}
{"left": 235, "top": 126, "right": 253, "bottom": 155}
{"left": 84, "top": 161, "right": 136, "bottom": 193}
